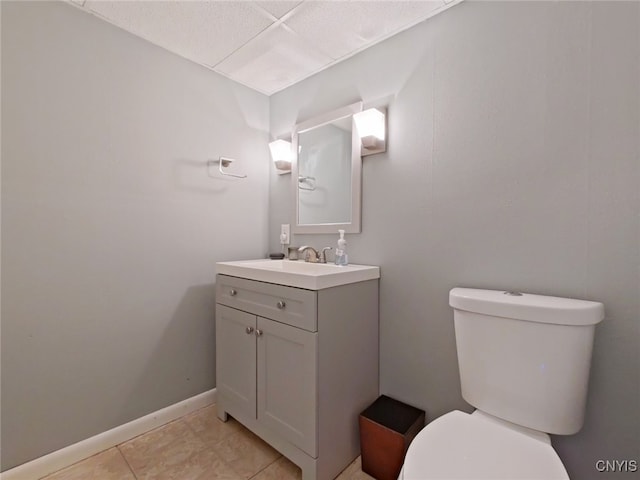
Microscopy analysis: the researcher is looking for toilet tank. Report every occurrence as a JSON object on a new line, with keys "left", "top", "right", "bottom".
{"left": 449, "top": 288, "right": 604, "bottom": 435}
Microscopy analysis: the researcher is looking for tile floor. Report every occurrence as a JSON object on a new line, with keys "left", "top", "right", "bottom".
{"left": 40, "top": 404, "right": 375, "bottom": 480}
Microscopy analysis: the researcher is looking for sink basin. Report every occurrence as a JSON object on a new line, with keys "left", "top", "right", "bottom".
{"left": 216, "top": 259, "right": 380, "bottom": 290}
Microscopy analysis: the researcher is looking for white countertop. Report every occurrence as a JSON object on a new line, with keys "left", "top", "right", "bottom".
{"left": 216, "top": 259, "right": 380, "bottom": 290}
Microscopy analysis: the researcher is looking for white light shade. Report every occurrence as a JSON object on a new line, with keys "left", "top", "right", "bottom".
{"left": 269, "top": 139, "right": 293, "bottom": 173}
{"left": 354, "top": 108, "right": 385, "bottom": 140}
{"left": 353, "top": 108, "right": 386, "bottom": 156}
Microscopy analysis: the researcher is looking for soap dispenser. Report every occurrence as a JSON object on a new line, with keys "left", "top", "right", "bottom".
{"left": 334, "top": 229, "right": 348, "bottom": 266}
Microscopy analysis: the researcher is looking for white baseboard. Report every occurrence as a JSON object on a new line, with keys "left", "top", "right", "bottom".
{"left": 1, "top": 388, "right": 217, "bottom": 480}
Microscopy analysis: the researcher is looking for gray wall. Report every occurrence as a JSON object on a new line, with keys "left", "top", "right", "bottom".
{"left": 1, "top": 1, "right": 269, "bottom": 470}
{"left": 270, "top": 2, "right": 639, "bottom": 478}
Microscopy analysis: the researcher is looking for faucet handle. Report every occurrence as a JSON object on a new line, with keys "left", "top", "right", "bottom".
{"left": 319, "top": 247, "right": 332, "bottom": 264}
{"left": 298, "top": 246, "right": 319, "bottom": 263}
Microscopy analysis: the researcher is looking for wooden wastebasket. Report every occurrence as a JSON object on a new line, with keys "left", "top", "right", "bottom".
{"left": 359, "top": 395, "right": 425, "bottom": 480}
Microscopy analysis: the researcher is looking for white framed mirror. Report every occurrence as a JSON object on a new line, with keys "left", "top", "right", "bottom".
{"left": 291, "top": 102, "right": 363, "bottom": 234}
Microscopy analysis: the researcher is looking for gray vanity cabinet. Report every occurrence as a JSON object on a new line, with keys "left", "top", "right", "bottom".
{"left": 257, "top": 315, "right": 318, "bottom": 456}
{"left": 215, "top": 305, "right": 257, "bottom": 420}
{"left": 215, "top": 274, "right": 379, "bottom": 480}
{"left": 216, "top": 303, "right": 318, "bottom": 456}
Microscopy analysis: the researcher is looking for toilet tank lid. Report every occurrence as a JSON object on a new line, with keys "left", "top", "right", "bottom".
{"left": 449, "top": 288, "right": 604, "bottom": 326}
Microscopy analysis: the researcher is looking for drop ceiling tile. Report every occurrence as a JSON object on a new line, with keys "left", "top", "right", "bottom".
{"left": 215, "top": 24, "right": 333, "bottom": 94}
{"left": 85, "top": 0, "right": 274, "bottom": 67}
{"left": 253, "top": 1, "right": 304, "bottom": 20}
{"left": 285, "top": 0, "right": 446, "bottom": 60}
{"left": 76, "top": 0, "right": 461, "bottom": 95}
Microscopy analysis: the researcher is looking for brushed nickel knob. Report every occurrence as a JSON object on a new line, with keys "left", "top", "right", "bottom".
{"left": 255, "top": 329, "right": 263, "bottom": 337}
{"left": 277, "top": 301, "right": 286, "bottom": 309}
{"left": 245, "top": 326, "right": 254, "bottom": 334}
{"left": 229, "top": 289, "right": 237, "bottom": 296}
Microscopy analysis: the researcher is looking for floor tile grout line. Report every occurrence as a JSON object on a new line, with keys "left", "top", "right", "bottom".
{"left": 247, "top": 454, "right": 284, "bottom": 479}
{"left": 116, "top": 444, "right": 140, "bottom": 480}
{"left": 180, "top": 410, "right": 250, "bottom": 479}
{"left": 186, "top": 408, "right": 273, "bottom": 480}
{"left": 116, "top": 418, "right": 210, "bottom": 480}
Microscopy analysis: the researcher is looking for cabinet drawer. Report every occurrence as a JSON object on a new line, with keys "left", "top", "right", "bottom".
{"left": 217, "top": 275, "right": 317, "bottom": 332}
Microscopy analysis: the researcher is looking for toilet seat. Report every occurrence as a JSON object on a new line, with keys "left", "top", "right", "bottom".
{"left": 401, "top": 410, "right": 569, "bottom": 480}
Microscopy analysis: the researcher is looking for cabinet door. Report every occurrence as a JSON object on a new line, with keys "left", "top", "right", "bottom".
{"left": 216, "top": 305, "right": 256, "bottom": 419}
{"left": 257, "top": 317, "right": 318, "bottom": 457}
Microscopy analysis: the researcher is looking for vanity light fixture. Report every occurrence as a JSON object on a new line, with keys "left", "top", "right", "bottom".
{"left": 354, "top": 107, "right": 386, "bottom": 156}
{"left": 269, "top": 139, "right": 293, "bottom": 175}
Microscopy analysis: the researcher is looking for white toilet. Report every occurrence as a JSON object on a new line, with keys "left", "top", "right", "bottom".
{"left": 400, "top": 287, "right": 604, "bottom": 480}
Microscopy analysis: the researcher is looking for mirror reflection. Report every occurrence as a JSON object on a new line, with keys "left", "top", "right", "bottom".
{"left": 292, "top": 102, "right": 362, "bottom": 234}
{"left": 297, "top": 117, "right": 352, "bottom": 225}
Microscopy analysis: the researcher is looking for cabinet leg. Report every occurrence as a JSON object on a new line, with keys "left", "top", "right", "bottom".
{"left": 217, "top": 407, "right": 229, "bottom": 422}
{"left": 301, "top": 464, "right": 317, "bottom": 480}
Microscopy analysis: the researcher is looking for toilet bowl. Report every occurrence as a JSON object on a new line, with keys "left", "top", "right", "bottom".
{"left": 399, "top": 288, "right": 603, "bottom": 480}
{"left": 400, "top": 410, "right": 568, "bottom": 479}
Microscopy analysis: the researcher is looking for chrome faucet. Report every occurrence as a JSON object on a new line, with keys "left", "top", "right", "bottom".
{"left": 298, "top": 246, "right": 320, "bottom": 263}
{"left": 298, "top": 246, "right": 332, "bottom": 263}
{"left": 319, "top": 247, "right": 332, "bottom": 264}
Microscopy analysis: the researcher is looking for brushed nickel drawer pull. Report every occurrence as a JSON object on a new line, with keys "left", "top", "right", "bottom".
{"left": 255, "top": 329, "right": 263, "bottom": 337}
{"left": 229, "top": 289, "right": 237, "bottom": 296}
{"left": 277, "top": 300, "right": 286, "bottom": 310}
{"left": 246, "top": 326, "right": 254, "bottom": 334}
